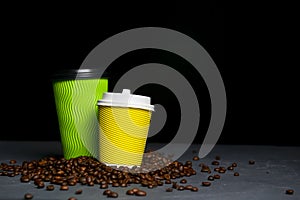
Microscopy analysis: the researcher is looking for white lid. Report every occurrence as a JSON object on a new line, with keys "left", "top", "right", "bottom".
{"left": 97, "top": 89, "right": 154, "bottom": 111}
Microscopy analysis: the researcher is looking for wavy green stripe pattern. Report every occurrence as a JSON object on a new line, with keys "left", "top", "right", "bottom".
{"left": 53, "top": 78, "right": 108, "bottom": 159}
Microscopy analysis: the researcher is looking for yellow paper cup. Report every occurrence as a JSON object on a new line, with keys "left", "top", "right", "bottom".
{"left": 97, "top": 89, "right": 154, "bottom": 167}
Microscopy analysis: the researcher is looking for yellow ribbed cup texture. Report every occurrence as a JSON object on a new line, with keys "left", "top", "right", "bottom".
{"left": 98, "top": 106, "right": 152, "bottom": 166}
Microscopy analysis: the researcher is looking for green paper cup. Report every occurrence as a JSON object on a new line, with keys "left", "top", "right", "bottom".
{"left": 52, "top": 69, "right": 108, "bottom": 159}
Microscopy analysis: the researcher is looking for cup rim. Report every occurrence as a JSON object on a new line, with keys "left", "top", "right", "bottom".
{"left": 51, "top": 68, "right": 109, "bottom": 81}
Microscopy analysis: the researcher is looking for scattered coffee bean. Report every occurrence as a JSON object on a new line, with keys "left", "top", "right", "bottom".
{"left": 21, "top": 176, "right": 30, "bottom": 183}
{"left": 107, "top": 191, "right": 118, "bottom": 198}
{"left": 172, "top": 181, "right": 178, "bottom": 189}
{"left": 211, "top": 161, "right": 220, "bottom": 165}
{"left": 68, "top": 197, "right": 77, "bottom": 200}
{"left": 60, "top": 185, "right": 69, "bottom": 190}
{"left": 193, "top": 156, "right": 199, "bottom": 161}
{"left": 103, "top": 189, "right": 112, "bottom": 196}
{"left": 208, "top": 175, "right": 214, "bottom": 181}
{"left": 75, "top": 189, "right": 82, "bottom": 195}
{"left": 177, "top": 185, "right": 185, "bottom": 191}
{"left": 135, "top": 190, "right": 147, "bottom": 196}
{"left": 249, "top": 160, "right": 255, "bottom": 165}
{"left": 231, "top": 162, "right": 237, "bottom": 167}
{"left": 37, "top": 181, "right": 45, "bottom": 189}
{"left": 112, "top": 182, "right": 119, "bottom": 187}
{"left": 201, "top": 165, "right": 211, "bottom": 173}
{"left": 24, "top": 193, "right": 33, "bottom": 199}
{"left": 234, "top": 172, "right": 240, "bottom": 176}
{"left": 202, "top": 181, "right": 211, "bottom": 187}
{"left": 285, "top": 189, "right": 294, "bottom": 195}
{"left": 9, "top": 160, "right": 17, "bottom": 164}
{"left": 184, "top": 185, "right": 193, "bottom": 190}
{"left": 148, "top": 184, "right": 154, "bottom": 189}
{"left": 100, "top": 183, "right": 108, "bottom": 189}
{"left": 214, "top": 167, "right": 220, "bottom": 172}
{"left": 191, "top": 187, "right": 199, "bottom": 192}
{"left": 126, "top": 189, "right": 135, "bottom": 195}
{"left": 132, "top": 188, "right": 139, "bottom": 193}
{"left": 180, "top": 179, "right": 187, "bottom": 184}
{"left": 213, "top": 174, "right": 221, "bottom": 179}
{"left": 166, "top": 188, "right": 173, "bottom": 192}
{"left": 227, "top": 166, "right": 234, "bottom": 170}
{"left": 46, "top": 184, "right": 55, "bottom": 191}
{"left": 165, "top": 179, "right": 171, "bottom": 184}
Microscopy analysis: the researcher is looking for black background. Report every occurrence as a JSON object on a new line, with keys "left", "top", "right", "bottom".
{"left": 1, "top": 2, "right": 299, "bottom": 146}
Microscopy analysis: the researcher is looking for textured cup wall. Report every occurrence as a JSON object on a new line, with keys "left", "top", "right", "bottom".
{"left": 99, "top": 106, "right": 152, "bottom": 166}
{"left": 53, "top": 79, "right": 108, "bottom": 159}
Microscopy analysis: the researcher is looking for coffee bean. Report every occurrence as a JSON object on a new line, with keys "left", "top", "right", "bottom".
{"left": 100, "top": 183, "right": 108, "bottom": 189}
{"left": 68, "top": 197, "right": 77, "bottom": 200}
{"left": 176, "top": 185, "right": 184, "bottom": 191}
{"left": 112, "top": 182, "right": 119, "bottom": 187}
{"left": 213, "top": 174, "right": 221, "bottom": 179}
{"left": 165, "top": 179, "right": 171, "bottom": 184}
{"left": 9, "top": 160, "right": 17, "bottom": 164}
{"left": 249, "top": 160, "right": 255, "bottom": 165}
{"left": 166, "top": 188, "right": 173, "bottom": 192}
{"left": 103, "top": 189, "right": 112, "bottom": 195}
{"left": 24, "top": 193, "right": 33, "bottom": 199}
{"left": 136, "top": 190, "right": 147, "bottom": 196}
{"left": 285, "top": 189, "right": 294, "bottom": 195}
{"left": 180, "top": 179, "right": 187, "bottom": 184}
{"left": 148, "top": 184, "right": 154, "bottom": 189}
{"left": 214, "top": 167, "right": 220, "bottom": 172}
{"left": 184, "top": 185, "right": 193, "bottom": 190}
{"left": 208, "top": 175, "right": 214, "bottom": 181}
{"left": 126, "top": 189, "right": 135, "bottom": 195}
{"left": 107, "top": 191, "right": 118, "bottom": 198}
{"left": 21, "top": 176, "right": 30, "bottom": 182}
{"left": 192, "top": 156, "right": 199, "bottom": 161}
{"left": 234, "top": 172, "right": 239, "bottom": 176}
{"left": 60, "top": 185, "right": 69, "bottom": 190}
{"left": 201, "top": 165, "right": 211, "bottom": 173}
{"left": 75, "top": 189, "right": 82, "bottom": 195}
{"left": 172, "top": 182, "right": 179, "bottom": 189}
{"left": 185, "top": 161, "right": 192, "bottom": 165}
{"left": 227, "top": 166, "right": 234, "bottom": 170}
{"left": 46, "top": 184, "right": 55, "bottom": 191}
{"left": 231, "top": 162, "right": 237, "bottom": 167}
{"left": 37, "top": 181, "right": 45, "bottom": 189}
{"left": 211, "top": 161, "right": 219, "bottom": 165}
{"left": 191, "top": 187, "right": 199, "bottom": 192}
{"left": 132, "top": 188, "right": 139, "bottom": 193}
{"left": 202, "top": 181, "right": 211, "bottom": 187}
{"left": 88, "top": 181, "right": 94, "bottom": 186}
{"left": 120, "top": 182, "right": 127, "bottom": 187}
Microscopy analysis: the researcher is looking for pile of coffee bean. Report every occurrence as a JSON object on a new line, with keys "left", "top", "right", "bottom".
{"left": 0, "top": 152, "right": 295, "bottom": 199}
{"left": 0, "top": 151, "right": 198, "bottom": 199}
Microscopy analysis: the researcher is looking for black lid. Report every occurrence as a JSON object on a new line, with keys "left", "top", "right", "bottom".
{"left": 51, "top": 68, "right": 109, "bottom": 81}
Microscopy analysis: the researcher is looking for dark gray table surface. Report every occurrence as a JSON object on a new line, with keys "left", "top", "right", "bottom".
{"left": 0, "top": 141, "right": 299, "bottom": 200}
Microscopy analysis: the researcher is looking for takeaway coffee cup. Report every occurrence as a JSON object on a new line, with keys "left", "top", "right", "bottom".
{"left": 97, "top": 89, "right": 154, "bottom": 167}
{"left": 52, "top": 69, "right": 108, "bottom": 159}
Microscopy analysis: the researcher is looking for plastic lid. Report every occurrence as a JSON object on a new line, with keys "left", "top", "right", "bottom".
{"left": 97, "top": 89, "right": 154, "bottom": 111}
